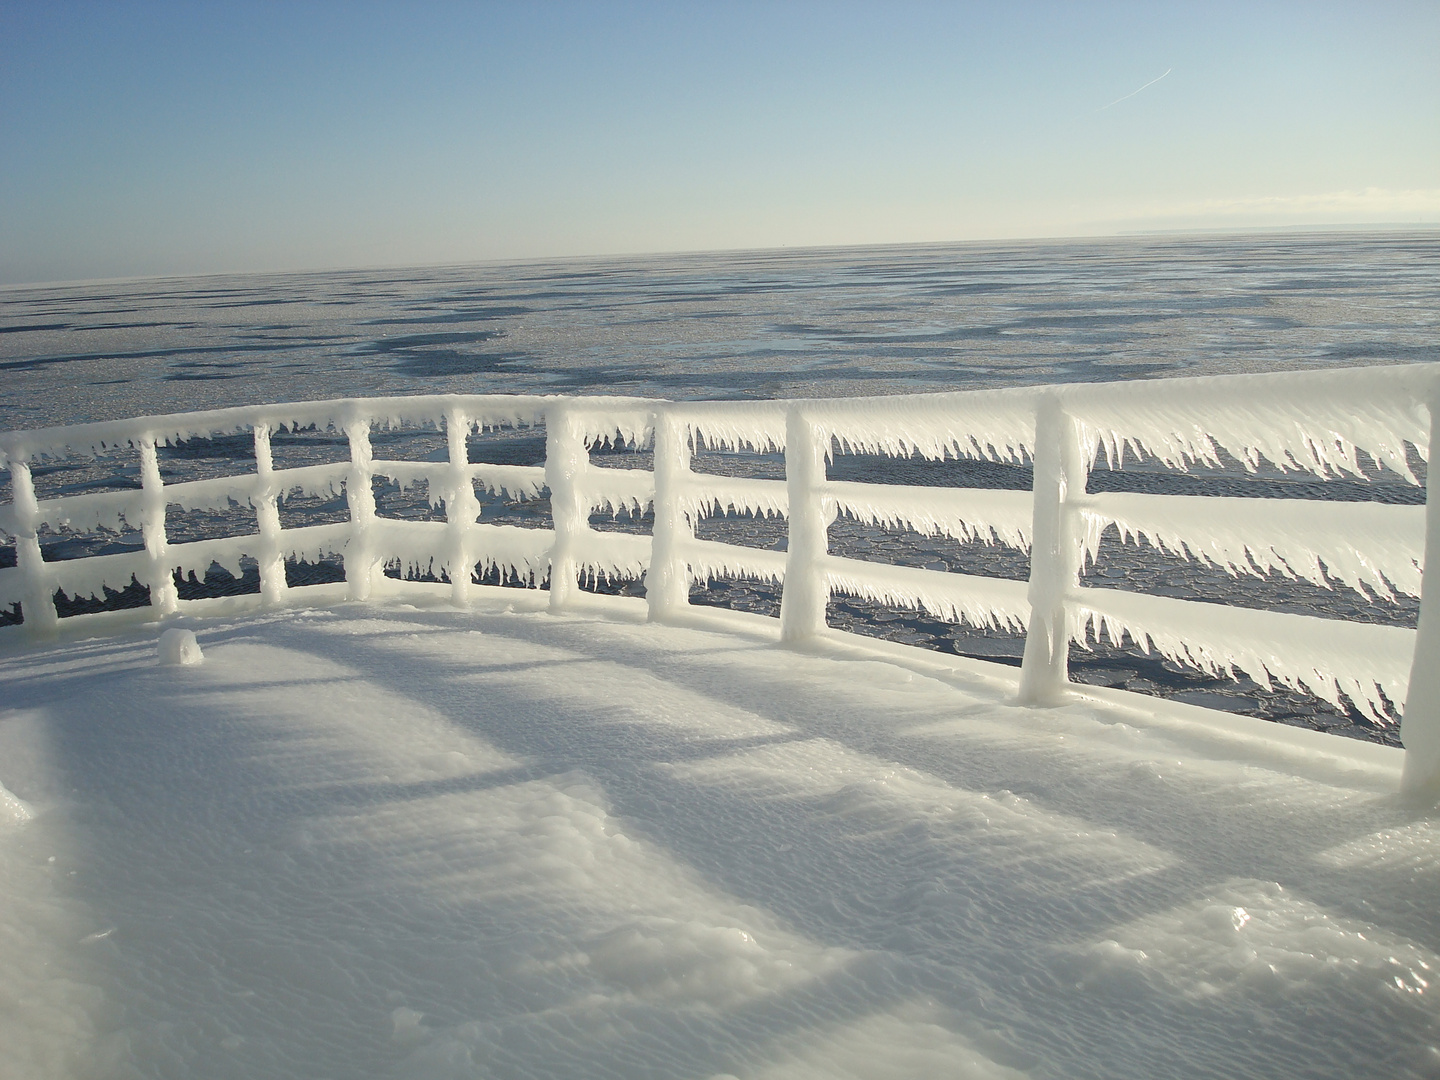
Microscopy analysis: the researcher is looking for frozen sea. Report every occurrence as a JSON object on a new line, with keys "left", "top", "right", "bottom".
{"left": 2, "top": 231, "right": 1437, "bottom": 433}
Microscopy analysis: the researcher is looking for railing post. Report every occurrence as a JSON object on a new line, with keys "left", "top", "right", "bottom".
{"left": 444, "top": 407, "right": 478, "bottom": 606}
{"left": 545, "top": 402, "right": 588, "bottom": 613}
{"left": 9, "top": 458, "right": 58, "bottom": 636}
{"left": 1402, "top": 391, "right": 1440, "bottom": 798}
{"left": 645, "top": 407, "right": 692, "bottom": 620}
{"left": 779, "top": 406, "right": 831, "bottom": 642}
{"left": 1018, "top": 393, "right": 1088, "bottom": 705}
{"left": 252, "top": 424, "right": 288, "bottom": 605}
{"left": 343, "top": 418, "right": 379, "bottom": 601}
{"left": 138, "top": 437, "right": 179, "bottom": 617}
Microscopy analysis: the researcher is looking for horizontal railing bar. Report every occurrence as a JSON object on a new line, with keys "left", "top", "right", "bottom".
{"left": 468, "top": 463, "right": 548, "bottom": 499}
{"left": 825, "top": 481, "right": 1032, "bottom": 550}
{"left": 581, "top": 531, "right": 651, "bottom": 579}
{"left": 667, "top": 400, "right": 789, "bottom": 454}
{"left": 1084, "top": 491, "right": 1425, "bottom": 599}
{"left": 45, "top": 548, "right": 150, "bottom": 601}
{"left": 0, "top": 393, "right": 662, "bottom": 466}
{"left": 679, "top": 475, "right": 788, "bottom": 519}
{"left": 1071, "top": 585, "right": 1416, "bottom": 723}
{"left": 17, "top": 488, "right": 143, "bottom": 534}
{"left": 822, "top": 554, "right": 1031, "bottom": 632}
{"left": 275, "top": 522, "right": 351, "bottom": 563}
{"left": 579, "top": 467, "right": 655, "bottom": 514}
{"left": 680, "top": 538, "right": 788, "bottom": 583}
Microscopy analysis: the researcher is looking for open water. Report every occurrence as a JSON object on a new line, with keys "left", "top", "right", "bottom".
{"left": 2, "top": 230, "right": 1438, "bottom": 741}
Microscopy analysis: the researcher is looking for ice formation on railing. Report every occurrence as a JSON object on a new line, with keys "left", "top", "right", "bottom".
{"left": 827, "top": 481, "right": 1032, "bottom": 551}
{"left": 1063, "top": 366, "right": 1430, "bottom": 480}
{"left": 1085, "top": 493, "right": 1424, "bottom": 600}
{"left": 3, "top": 366, "right": 1438, "bottom": 790}
{"left": 824, "top": 556, "right": 1031, "bottom": 632}
{"left": 1072, "top": 588, "right": 1416, "bottom": 725}
{"left": 810, "top": 389, "right": 1039, "bottom": 464}
{"left": 681, "top": 539, "right": 788, "bottom": 585}
{"left": 582, "top": 466, "right": 655, "bottom": 518}
{"left": 678, "top": 475, "right": 788, "bottom": 521}
{"left": 681, "top": 401, "right": 788, "bottom": 455}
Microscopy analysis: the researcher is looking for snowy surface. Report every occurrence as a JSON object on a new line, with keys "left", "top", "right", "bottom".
{"left": 0, "top": 588, "right": 1435, "bottom": 1079}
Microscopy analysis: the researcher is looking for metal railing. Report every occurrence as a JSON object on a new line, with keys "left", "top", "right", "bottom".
{"left": 2, "top": 365, "right": 1437, "bottom": 793}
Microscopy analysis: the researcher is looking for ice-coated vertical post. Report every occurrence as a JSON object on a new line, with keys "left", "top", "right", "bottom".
{"left": 252, "top": 423, "right": 288, "bottom": 605}
{"left": 645, "top": 407, "right": 693, "bottom": 621}
{"left": 1401, "top": 390, "right": 1440, "bottom": 798}
{"left": 1018, "top": 393, "right": 1087, "bottom": 705}
{"left": 138, "top": 437, "right": 179, "bottom": 617}
{"left": 444, "top": 407, "right": 479, "bottom": 606}
{"left": 343, "top": 417, "right": 380, "bottom": 601}
{"left": 545, "top": 402, "right": 588, "bottom": 613}
{"left": 779, "top": 406, "right": 830, "bottom": 642}
{"left": 9, "top": 458, "right": 58, "bottom": 635}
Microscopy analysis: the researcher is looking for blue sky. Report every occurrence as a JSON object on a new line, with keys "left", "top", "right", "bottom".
{"left": 1, "top": 1, "right": 1436, "bottom": 284}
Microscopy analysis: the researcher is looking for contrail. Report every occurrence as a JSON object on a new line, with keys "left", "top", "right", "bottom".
{"left": 1097, "top": 68, "right": 1172, "bottom": 111}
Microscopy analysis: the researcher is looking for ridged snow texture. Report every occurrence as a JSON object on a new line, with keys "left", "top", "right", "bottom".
{"left": 1, "top": 366, "right": 1435, "bottom": 728}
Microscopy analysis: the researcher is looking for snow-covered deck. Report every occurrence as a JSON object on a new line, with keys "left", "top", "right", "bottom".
{"left": 2, "top": 586, "right": 1433, "bottom": 1079}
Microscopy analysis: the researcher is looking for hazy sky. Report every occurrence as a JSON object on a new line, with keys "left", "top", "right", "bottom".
{"left": 2, "top": 1, "right": 1436, "bottom": 284}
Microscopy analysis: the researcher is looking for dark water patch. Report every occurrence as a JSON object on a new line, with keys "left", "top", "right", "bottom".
{"left": 363, "top": 306, "right": 531, "bottom": 326}
{"left": 287, "top": 558, "right": 347, "bottom": 588}
{"left": 353, "top": 330, "right": 505, "bottom": 353}
{"left": 1320, "top": 342, "right": 1440, "bottom": 363}
{"left": 1004, "top": 312, "right": 1183, "bottom": 331}
{"left": 53, "top": 577, "right": 152, "bottom": 618}
{"left": 0, "top": 322, "right": 69, "bottom": 333}
{"left": 768, "top": 321, "right": 1022, "bottom": 346}
{"left": 160, "top": 434, "right": 257, "bottom": 461}
{"left": 830, "top": 453, "right": 1033, "bottom": 489}
{"left": 923, "top": 282, "right": 1018, "bottom": 296}
{"left": 79, "top": 321, "right": 178, "bottom": 331}
{"left": 203, "top": 297, "right": 317, "bottom": 310}
{"left": 393, "top": 350, "right": 528, "bottom": 377}
{"left": 468, "top": 433, "right": 547, "bottom": 466}
{"left": 0, "top": 340, "right": 311, "bottom": 372}
{"left": 1087, "top": 462, "right": 1424, "bottom": 503}
{"left": 175, "top": 561, "right": 262, "bottom": 599}
{"left": 164, "top": 371, "right": 249, "bottom": 381}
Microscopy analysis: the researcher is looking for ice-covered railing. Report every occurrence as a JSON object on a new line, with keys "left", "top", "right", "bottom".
{"left": 3, "top": 365, "right": 1440, "bottom": 796}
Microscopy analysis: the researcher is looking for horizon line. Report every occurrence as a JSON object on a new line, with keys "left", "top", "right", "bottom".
{"left": 3, "top": 221, "right": 1437, "bottom": 293}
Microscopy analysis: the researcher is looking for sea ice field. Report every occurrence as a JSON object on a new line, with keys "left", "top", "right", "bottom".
{"left": 0, "top": 589, "right": 1436, "bottom": 1079}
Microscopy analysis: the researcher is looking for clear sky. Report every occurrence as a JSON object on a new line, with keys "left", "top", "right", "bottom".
{"left": 2, "top": 1, "right": 1436, "bottom": 285}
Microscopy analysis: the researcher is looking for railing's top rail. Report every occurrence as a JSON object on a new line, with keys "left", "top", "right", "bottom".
{"left": 5, "top": 364, "right": 1433, "bottom": 486}
{"left": 0, "top": 393, "right": 660, "bottom": 466}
